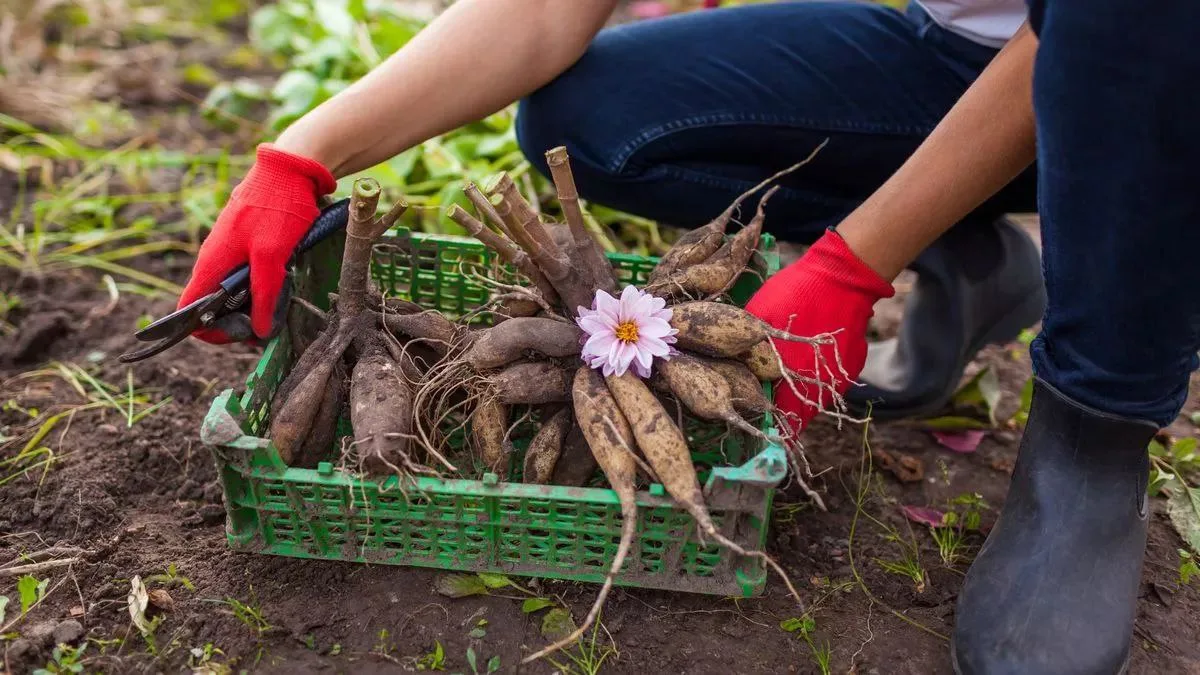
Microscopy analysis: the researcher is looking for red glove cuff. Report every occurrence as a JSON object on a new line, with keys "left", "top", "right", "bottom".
{"left": 252, "top": 143, "right": 337, "bottom": 199}
{"left": 805, "top": 229, "right": 897, "bottom": 300}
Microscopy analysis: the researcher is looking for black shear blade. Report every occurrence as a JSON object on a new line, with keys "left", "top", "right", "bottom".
{"left": 134, "top": 293, "right": 217, "bottom": 342}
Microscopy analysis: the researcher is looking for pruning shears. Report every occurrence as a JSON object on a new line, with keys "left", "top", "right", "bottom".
{"left": 118, "top": 198, "right": 352, "bottom": 364}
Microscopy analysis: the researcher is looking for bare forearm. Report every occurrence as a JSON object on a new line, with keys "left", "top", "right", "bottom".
{"left": 275, "top": 0, "right": 617, "bottom": 177}
{"left": 838, "top": 23, "right": 1038, "bottom": 280}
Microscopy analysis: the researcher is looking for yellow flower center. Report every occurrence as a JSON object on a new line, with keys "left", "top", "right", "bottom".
{"left": 614, "top": 321, "right": 639, "bottom": 343}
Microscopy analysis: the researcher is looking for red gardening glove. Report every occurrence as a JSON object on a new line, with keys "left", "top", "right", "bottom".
{"left": 177, "top": 144, "right": 336, "bottom": 344}
{"left": 745, "top": 229, "right": 895, "bottom": 434}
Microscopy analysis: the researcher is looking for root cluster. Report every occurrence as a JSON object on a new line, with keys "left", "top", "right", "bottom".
{"left": 267, "top": 145, "right": 846, "bottom": 664}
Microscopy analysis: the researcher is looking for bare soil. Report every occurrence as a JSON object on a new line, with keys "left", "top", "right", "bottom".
{"left": 2, "top": 259, "right": 1199, "bottom": 675}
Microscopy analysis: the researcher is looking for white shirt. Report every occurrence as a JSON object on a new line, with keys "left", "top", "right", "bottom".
{"left": 914, "top": 0, "right": 1028, "bottom": 48}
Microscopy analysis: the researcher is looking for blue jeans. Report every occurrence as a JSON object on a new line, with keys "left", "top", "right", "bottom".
{"left": 1025, "top": 0, "right": 1200, "bottom": 426}
{"left": 516, "top": 1, "right": 1036, "bottom": 236}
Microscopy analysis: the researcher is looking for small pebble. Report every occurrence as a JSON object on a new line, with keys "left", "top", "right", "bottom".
{"left": 6, "top": 639, "right": 34, "bottom": 664}
{"left": 25, "top": 620, "right": 56, "bottom": 647}
{"left": 52, "top": 620, "right": 84, "bottom": 645}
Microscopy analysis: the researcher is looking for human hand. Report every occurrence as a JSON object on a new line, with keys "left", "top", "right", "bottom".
{"left": 175, "top": 144, "right": 336, "bottom": 344}
{"left": 745, "top": 229, "right": 895, "bottom": 432}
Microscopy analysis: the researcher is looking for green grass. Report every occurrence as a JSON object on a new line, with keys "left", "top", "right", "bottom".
{"left": 1, "top": 362, "right": 171, "bottom": 487}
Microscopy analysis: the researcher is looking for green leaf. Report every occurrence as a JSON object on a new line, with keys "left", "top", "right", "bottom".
{"left": 951, "top": 367, "right": 1002, "bottom": 426}
{"left": 1148, "top": 467, "right": 1175, "bottom": 498}
{"left": 521, "top": 598, "right": 556, "bottom": 614}
{"left": 1190, "top": 411, "right": 1200, "bottom": 427}
{"left": 468, "top": 627, "right": 486, "bottom": 639}
{"left": 917, "top": 416, "right": 992, "bottom": 431}
{"left": 1179, "top": 549, "right": 1198, "bottom": 586}
{"left": 182, "top": 63, "right": 220, "bottom": 88}
{"left": 540, "top": 607, "right": 576, "bottom": 640}
{"left": 18, "top": 575, "right": 42, "bottom": 614}
{"left": 779, "top": 616, "right": 815, "bottom": 636}
{"left": 270, "top": 70, "right": 320, "bottom": 121}
{"left": 475, "top": 572, "right": 511, "bottom": 589}
{"left": 1012, "top": 377, "right": 1034, "bottom": 426}
{"left": 487, "top": 655, "right": 501, "bottom": 673}
{"left": 417, "top": 640, "right": 445, "bottom": 670}
{"left": 248, "top": 5, "right": 299, "bottom": 54}
{"left": 1167, "top": 483, "right": 1200, "bottom": 554}
{"left": 779, "top": 617, "right": 805, "bottom": 632}
{"left": 433, "top": 574, "right": 488, "bottom": 599}
{"left": 314, "top": 0, "right": 356, "bottom": 38}
{"left": 475, "top": 129, "right": 518, "bottom": 158}
{"left": 466, "top": 646, "right": 478, "bottom": 672}
{"left": 0, "top": 595, "right": 8, "bottom": 624}
{"left": 1172, "top": 437, "right": 1198, "bottom": 462}
{"left": 382, "top": 147, "right": 422, "bottom": 184}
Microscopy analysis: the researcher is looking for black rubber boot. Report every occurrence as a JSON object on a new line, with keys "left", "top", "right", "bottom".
{"left": 951, "top": 378, "right": 1156, "bottom": 675}
{"left": 847, "top": 217, "right": 1046, "bottom": 420}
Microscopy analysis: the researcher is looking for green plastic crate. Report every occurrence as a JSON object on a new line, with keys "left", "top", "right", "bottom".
{"left": 201, "top": 226, "right": 788, "bottom": 597}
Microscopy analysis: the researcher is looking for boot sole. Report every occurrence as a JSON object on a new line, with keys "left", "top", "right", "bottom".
{"left": 950, "top": 636, "right": 1131, "bottom": 675}
{"left": 850, "top": 286, "right": 1046, "bottom": 422}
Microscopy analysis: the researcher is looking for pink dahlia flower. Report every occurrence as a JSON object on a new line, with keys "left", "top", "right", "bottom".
{"left": 576, "top": 285, "right": 677, "bottom": 378}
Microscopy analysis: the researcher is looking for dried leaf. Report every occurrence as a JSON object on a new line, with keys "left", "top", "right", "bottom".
{"left": 433, "top": 574, "right": 488, "bottom": 599}
{"left": 932, "top": 430, "right": 986, "bottom": 453}
{"left": 69, "top": 605, "right": 85, "bottom": 618}
{"left": 128, "top": 575, "right": 152, "bottom": 635}
{"left": 873, "top": 448, "right": 924, "bottom": 483}
{"left": 1167, "top": 482, "right": 1200, "bottom": 554}
{"left": 540, "top": 607, "right": 576, "bottom": 640}
{"left": 900, "top": 505, "right": 948, "bottom": 528}
{"left": 148, "top": 588, "right": 174, "bottom": 613}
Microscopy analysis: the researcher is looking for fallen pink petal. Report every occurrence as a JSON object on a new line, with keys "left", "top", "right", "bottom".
{"left": 901, "top": 505, "right": 948, "bottom": 528}
{"left": 932, "top": 429, "right": 986, "bottom": 453}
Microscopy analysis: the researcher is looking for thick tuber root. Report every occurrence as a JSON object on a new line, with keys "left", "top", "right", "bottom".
{"left": 669, "top": 301, "right": 828, "bottom": 358}
{"left": 702, "top": 358, "right": 772, "bottom": 416}
{"left": 350, "top": 344, "right": 414, "bottom": 474}
{"left": 489, "top": 361, "right": 574, "bottom": 405}
{"left": 522, "top": 367, "right": 639, "bottom": 664}
{"left": 463, "top": 317, "right": 582, "bottom": 370}
{"left": 523, "top": 406, "right": 571, "bottom": 484}
{"left": 654, "top": 353, "right": 767, "bottom": 441}
{"left": 470, "top": 398, "right": 511, "bottom": 474}
{"left": 604, "top": 371, "right": 803, "bottom": 607}
{"left": 645, "top": 186, "right": 778, "bottom": 300}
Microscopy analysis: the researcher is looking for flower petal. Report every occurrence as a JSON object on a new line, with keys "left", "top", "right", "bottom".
{"left": 613, "top": 341, "right": 637, "bottom": 376}
{"left": 618, "top": 285, "right": 641, "bottom": 320}
{"left": 641, "top": 335, "right": 671, "bottom": 357}
{"left": 579, "top": 314, "right": 615, "bottom": 336}
{"left": 595, "top": 290, "right": 620, "bottom": 322}
{"left": 633, "top": 342, "right": 654, "bottom": 374}
{"left": 638, "top": 317, "right": 673, "bottom": 339}
{"left": 583, "top": 331, "right": 617, "bottom": 358}
{"left": 633, "top": 358, "right": 652, "bottom": 378}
